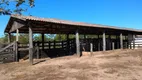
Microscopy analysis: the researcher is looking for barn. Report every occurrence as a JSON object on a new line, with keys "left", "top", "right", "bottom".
{"left": 1, "top": 14, "right": 142, "bottom": 64}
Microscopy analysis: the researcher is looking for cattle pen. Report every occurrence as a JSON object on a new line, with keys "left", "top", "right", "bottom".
{"left": 1, "top": 14, "right": 142, "bottom": 64}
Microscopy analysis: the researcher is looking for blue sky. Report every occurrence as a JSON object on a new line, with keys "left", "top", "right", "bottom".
{"left": 0, "top": 0, "right": 142, "bottom": 36}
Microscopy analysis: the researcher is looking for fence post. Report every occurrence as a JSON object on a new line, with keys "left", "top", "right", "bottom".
{"left": 54, "top": 40, "right": 56, "bottom": 49}
{"left": 49, "top": 41, "right": 51, "bottom": 50}
{"left": 37, "top": 41, "right": 40, "bottom": 59}
{"left": 29, "top": 26, "right": 33, "bottom": 65}
{"left": 133, "top": 34, "right": 135, "bottom": 49}
{"left": 67, "top": 34, "right": 70, "bottom": 54}
{"left": 75, "top": 30, "right": 80, "bottom": 57}
{"left": 15, "top": 41, "right": 19, "bottom": 62}
{"left": 62, "top": 41, "right": 64, "bottom": 48}
{"left": 13, "top": 42, "right": 16, "bottom": 61}
{"left": 103, "top": 32, "right": 106, "bottom": 51}
{"left": 112, "top": 42, "right": 115, "bottom": 50}
{"left": 90, "top": 43, "right": 93, "bottom": 56}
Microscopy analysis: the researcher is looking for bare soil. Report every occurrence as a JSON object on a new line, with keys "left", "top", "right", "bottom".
{"left": 1, "top": 49, "right": 142, "bottom": 80}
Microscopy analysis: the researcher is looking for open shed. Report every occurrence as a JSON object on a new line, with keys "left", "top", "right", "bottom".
{"left": 2, "top": 14, "right": 142, "bottom": 64}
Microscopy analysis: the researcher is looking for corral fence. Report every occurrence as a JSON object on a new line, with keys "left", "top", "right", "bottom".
{"left": 18, "top": 38, "right": 76, "bottom": 58}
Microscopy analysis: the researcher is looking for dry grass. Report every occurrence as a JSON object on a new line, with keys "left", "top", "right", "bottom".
{"left": 1, "top": 49, "right": 142, "bottom": 80}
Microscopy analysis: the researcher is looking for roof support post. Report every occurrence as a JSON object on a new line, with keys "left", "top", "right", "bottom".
{"left": 67, "top": 34, "right": 70, "bottom": 55}
{"left": 133, "top": 34, "right": 135, "bottom": 49}
{"left": 116, "top": 35, "right": 119, "bottom": 49}
{"left": 128, "top": 34, "right": 132, "bottom": 49}
{"left": 90, "top": 43, "right": 93, "bottom": 55}
{"left": 112, "top": 42, "right": 115, "bottom": 50}
{"left": 42, "top": 33, "right": 45, "bottom": 50}
{"left": 16, "top": 29, "right": 19, "bottom": 42}
{"left": 124, "top": 35, "right": 127, "bottom": 49}
{"left": 8, "top": 33, "right": 11, "bottom": 43}
{"left": 98, "top": 35, "right": 100, "bottom": 51}
{"left": 15, "top": 41, "right": 19, "bottom": 62}
{"left": 120, "top": 33, "right": 123, "bottom": 49}
{"left": 103, "top": 32, "right": 106, "bottom": 51}
{"left": 108, "top": 35, "right": 111, "bottom": 50}
{"left": 29, "top": 26, "right": 33, "bottom": 65}
{"left": 76, "top": 29, "right": 80, "bottom": 57}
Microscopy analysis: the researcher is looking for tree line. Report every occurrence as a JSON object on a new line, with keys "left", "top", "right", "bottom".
{"left": 0, "top": 34, "right": 76, "bottom": 44}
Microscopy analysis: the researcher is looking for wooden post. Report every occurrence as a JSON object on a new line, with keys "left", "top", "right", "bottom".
{"left": 125, "top": 42, "right": 127, "bottom": 49}
{"left": 83, "top": 34, "right": 86, "bottom": 51}
{"left": 133, "top": 34, "right": 135, "bottom": 49}
{"left": 126, "top": 35, "right": 128, "bottom": 49}
{"left": 29, "top": 26, "right": 33, "bottom": 65}
{"left": 13, "top": 42, "right": 16, "bottom": 61}
{"left": 49, "top": 41, "right": 51, "bottom": 50}
{"left": 15, "top": 41, "right": 19, "bottom": 62}
{"left": 103, "top": 32, "right": 106, "bottom": 51}
{"left": 67, "top": 34, "right": 70, "bottom": 54}
{"left": 15, "top": 29, "right": 19, "bottom": 62}
{"left": 8, "top": 33, "right": 11, "bottom": 43}
{"left": 16, "top": 29, "right": 19, "bottom": 41}
{"left": 42, "top": 33, "right": 44, "bottom": 50}
{"left": 120, "top": 33, "right": 123, "bottom": 49}
{"left": 76, "top": 30, "right": 80, "bottom": 56}
{"left": 128, "top": 34, "right": 132, "bottom": 49}
{"left": 116, "top": 35, "right": 119, "bottom": 49}
{"left": 37, "top": 41, "right": 39, "bottom": 59}
{"left": 112, "top": 42, "right": 115, "bottom": 50}
{"left": 108, "top": 35, "right": 111, "bottom": 50}
{"left": 98, "top": 35, "right": 100, "bottom": 51}
{"left": 54, "top": 40, "right": 56, "bottom": 49}
{"left": 62, "top": 41, "right": 64, "bottom": 48}
{"left": 90, "top": 43, "right": 93, "bottom": 55}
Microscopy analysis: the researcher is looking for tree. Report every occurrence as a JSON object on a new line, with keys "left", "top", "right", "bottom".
{"left": 0, "top": 0, "right": 35, "bottom": 15}
{"left": 19, "top": 34, "right": 29, "bottom": 43}
{"left": 0, "top": 33, "right": 15, "bottom": 44}
{"left": 34, "top": 34, "right": 55, "bottom": 42}
{"left": 54, "top": 34, "right": 66, "bottom": 41}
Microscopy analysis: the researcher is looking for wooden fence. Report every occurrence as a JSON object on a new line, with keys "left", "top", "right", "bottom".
{"left": 18, "top": 39, "right": 76, "bottom": 58}
{"left": 131, "top": 38, "right": 142, "bottom": 49}
{"left": 0, "top": 41, "right": 18, "bottom": 63}
{"left": 0, "top": 38, "right": 131, "bottom": 63}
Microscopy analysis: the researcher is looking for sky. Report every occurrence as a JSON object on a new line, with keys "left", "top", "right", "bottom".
{"left": 0, "top": 0, "right": 142, "bottom": 36}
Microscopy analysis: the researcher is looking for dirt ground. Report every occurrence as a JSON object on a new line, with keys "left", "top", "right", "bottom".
{"left": 1, "top": 49, "right": 142, "bottom": 80}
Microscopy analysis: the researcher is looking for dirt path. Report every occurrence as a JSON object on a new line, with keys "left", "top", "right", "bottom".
{"left": 1, "top": 49, "right": 142, "bottom": 80}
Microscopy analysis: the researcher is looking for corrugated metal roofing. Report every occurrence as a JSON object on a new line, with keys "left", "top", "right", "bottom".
{"left": 5, "top": 14, "right": 142, "bottom": 33}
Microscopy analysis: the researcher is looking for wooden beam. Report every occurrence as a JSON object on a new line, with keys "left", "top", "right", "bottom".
{"left": 108, "top": 35, "right": 111, "bottom": 50}
{"left": 103, "top": 32, "right": 106, "bottom": 51}
{"left": 116, "top": 35, "right": 119, "bottom": 49}
{"left": 8, "top": 33, "right": 11, "bottom": 43}
{"left": 133, "top": 34, "right": 135, "bottom": 49}
{"left": 90, "top": 43, "right": 93, "bottom": 55}
{"left": 37, "top": 41, "right": 40, "bottom": 59}
{"left": 42, "top": 33, "right": 45, "bottom": 50}
{"left": 29, "top": 26, "right": 33, "bottom": 65}
{"left": 128, "top": 34, "right": 132, "bottom": 49}
{"left": 15, "top": 41, "right": 19, "bottom": 62}
{"left": 16, "top": 29, "right": 19, "bottom": 41}
{"left": 67, "top": 34, "right": 70, "bottom": 54}
{"left": 98, "top": 35, "right": 100, "bottom": 51}
{"left": 9, "top": 21, "right": 25, "bottom": 33}
{"left": 112, "top": 42, "right": 115, "bottom": 50}
{"left": 76, "top": 30, "right": 80, "bottom": 57}
{"left": 120, "top": 33, "right": 123, "bottom": 49}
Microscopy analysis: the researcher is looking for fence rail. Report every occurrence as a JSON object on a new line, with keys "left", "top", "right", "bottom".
{"left": 0, "top": 41, "right": 18, "bottom": 63}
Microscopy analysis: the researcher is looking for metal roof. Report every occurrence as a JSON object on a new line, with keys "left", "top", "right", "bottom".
{"left": 4, "top": 14, "right": 142, "bottom": 34}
